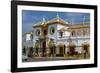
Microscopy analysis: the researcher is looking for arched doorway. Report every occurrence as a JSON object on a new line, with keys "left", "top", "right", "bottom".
{"left": 58, "top": 43, "right": 65, "bottom": 56}
{"left": 67, "top": 42, "right": 76, "bottom": 56}
{"left": 82, "top": 42, "right": 90, "bottom": 59}
{"left": 42, "top": 40, "right": 46, "bottom": 57}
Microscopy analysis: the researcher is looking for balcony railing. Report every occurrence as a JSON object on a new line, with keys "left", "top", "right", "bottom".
{"left": 56, "top": 35, "right": 90, "bottom": 40}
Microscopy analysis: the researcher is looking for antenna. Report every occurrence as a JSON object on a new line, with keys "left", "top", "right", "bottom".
{"left": 83, "top": 16, "right": 86, "bottom": 25}
{"left": 71, "top": 18, "right": 74, "bottom": 25}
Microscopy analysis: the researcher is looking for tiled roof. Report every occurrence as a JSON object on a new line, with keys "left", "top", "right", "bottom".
{"left": 32, "top": 15, "right": 69, "bottom": 27}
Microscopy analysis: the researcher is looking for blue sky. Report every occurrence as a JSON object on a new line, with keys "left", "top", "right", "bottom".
{"left": 22, "top": 10, "right": 90, "bottom": 34}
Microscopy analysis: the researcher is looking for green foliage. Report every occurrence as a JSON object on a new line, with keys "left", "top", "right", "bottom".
{"left": 48, "top": 39, "right": 55, "bottom": 48}
{"left": 35, "top": 40, "right": 40, "bottom": 48}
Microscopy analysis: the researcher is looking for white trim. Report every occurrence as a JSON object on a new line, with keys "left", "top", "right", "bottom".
{"left": 17, "top": 5, "right": 94, "bottom": 68}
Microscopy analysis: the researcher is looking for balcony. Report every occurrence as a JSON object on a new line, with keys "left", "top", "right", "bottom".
{"left": 56, "top": 35, "right": 90, "bottom": 40}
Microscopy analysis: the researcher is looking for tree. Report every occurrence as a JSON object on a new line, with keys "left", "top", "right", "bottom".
{"left": 48, "top": 39, "right": 56, "bottom": 57}
{"left": 35, "top": 40, "right": 40, "bottom": 54}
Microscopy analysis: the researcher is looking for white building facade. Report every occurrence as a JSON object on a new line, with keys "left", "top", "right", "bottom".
{"left": 23, "top": 15, "right": 90, "bottom": 58}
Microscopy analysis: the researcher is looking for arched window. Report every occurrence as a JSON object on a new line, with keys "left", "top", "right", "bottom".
{"left": 71, "top": 31, "right": 75, "bottom": 36}
{"left": 59, "top": 31, "right": 63, "bottom": 38}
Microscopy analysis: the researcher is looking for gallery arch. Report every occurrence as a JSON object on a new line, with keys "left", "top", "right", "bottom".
{"left": 58, "top": 43, "right": 65, "bottom": 56}
{"left": 67, "top": 42, "right": 76, "bottom": 56}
